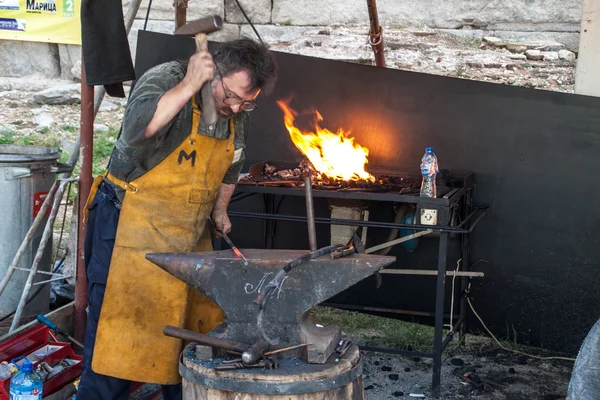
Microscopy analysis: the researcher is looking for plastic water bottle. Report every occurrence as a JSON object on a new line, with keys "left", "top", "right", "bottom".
{"left": 9, "top": 357, "right": 42, "bottom": 400}
{"left": 420, "top": 147, "right": 439, "bottom": 198}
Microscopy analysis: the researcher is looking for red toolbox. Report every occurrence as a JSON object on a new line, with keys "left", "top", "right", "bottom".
{"left": 0, "top": 324, "right": 82, "bottom": 399}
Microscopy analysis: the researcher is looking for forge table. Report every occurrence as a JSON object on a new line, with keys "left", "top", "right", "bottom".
{"left": 225, "top": 169, "right": 487, "bottom": 397}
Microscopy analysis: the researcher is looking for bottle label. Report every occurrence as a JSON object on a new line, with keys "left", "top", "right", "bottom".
{"left": 9, "top": 388, "right": 42, "bottom": 400}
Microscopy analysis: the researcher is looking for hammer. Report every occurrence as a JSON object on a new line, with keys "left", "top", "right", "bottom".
{"left": 174, "top": 15, "right": 223, "bottom": 128}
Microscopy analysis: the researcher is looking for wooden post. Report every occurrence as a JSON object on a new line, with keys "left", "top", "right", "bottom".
{"left": 575, "top": 0, "right": 600, "bottom": 96}
{"left": 175, "top": 0, "right": 187, "bottom": 29}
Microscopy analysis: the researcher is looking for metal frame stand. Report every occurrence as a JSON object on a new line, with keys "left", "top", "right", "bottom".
{"left": 227, "top": 172, "right": 488, "bottom": 397}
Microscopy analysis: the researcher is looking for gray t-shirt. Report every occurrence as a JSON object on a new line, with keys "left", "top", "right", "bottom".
{"left": 107, "top": 61, "right": 248, "bottom": 201}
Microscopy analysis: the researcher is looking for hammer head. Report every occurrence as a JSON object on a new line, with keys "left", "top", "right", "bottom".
{"left": 173, "top": 15, "right": 223, "bottom": 36}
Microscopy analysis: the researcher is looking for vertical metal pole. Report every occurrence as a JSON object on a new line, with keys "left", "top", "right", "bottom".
{"left": 432, "top": 232, "right": 448, "bottom": 398}
{"left": 75, "top": 57, "right": 94, "bottom": 344}
{"left": 175, "top": 0, "right": 187, "bottom": 29}
{"left": 303, "top": 171, "right": 317, "bottom": 252}
{"left": 265, "top": 195, "right": 276, "bottom": 249}
{"left": 459, "top": 189, "right": 473, "bottom": 343}
{"left": 366, "top": 0, "right": 386, "bottom": 67}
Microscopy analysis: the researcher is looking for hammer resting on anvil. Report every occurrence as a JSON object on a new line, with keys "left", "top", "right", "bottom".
{"left": 173, "top": 15, "right": 223, "bottom": 127}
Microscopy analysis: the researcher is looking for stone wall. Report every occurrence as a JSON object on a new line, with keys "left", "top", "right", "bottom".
{"left": 0, "top": 0, "right": 582, "bottom": 81}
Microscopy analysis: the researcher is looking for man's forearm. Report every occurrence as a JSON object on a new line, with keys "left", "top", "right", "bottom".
{"left": 144, "top": 81, "right": 196, "bottom": 139}
{"left": 214, "top": 183, "right": 236, "bottom": 213}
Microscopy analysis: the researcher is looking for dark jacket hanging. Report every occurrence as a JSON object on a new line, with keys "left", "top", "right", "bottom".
{"left": 80, "top": 0, "right": 137, "bottom": 97}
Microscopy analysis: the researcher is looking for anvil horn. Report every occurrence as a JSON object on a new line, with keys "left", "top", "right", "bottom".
{"left": 145, "top": 252, "right": 219, "bottom": 297}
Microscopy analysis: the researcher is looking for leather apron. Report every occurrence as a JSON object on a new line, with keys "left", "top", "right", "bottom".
{"left": 89, "top": 97, "right": 235, "bottom": 384}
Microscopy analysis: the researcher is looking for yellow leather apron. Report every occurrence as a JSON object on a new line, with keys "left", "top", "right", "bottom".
{"left": 90, "top": 97, "right": 235, "bottom": 384}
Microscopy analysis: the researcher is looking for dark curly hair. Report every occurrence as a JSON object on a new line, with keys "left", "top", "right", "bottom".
{"left": 212, "top": 38, "right": 278, "bottom": 95}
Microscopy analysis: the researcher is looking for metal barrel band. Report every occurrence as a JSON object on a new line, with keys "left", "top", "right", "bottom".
{"left": 179, "top": 356, "right": 363, "bottom": 395}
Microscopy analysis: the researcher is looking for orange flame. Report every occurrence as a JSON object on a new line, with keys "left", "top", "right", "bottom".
{"left": 277, "top": 100, "right": 375, "bottom": 182}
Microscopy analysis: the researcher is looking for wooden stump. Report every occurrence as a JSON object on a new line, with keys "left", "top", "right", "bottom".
{"left": 181, "top": 344, "right": 364, "bottom": 400}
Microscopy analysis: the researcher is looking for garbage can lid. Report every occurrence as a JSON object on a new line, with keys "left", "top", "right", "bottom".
{"left": 0, "top": 144, "right": 60, "bottom": 163}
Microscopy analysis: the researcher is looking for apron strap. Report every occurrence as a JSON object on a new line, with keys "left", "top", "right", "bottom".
{"left": 106, "top": 172, "right": 139, "bottom": 193}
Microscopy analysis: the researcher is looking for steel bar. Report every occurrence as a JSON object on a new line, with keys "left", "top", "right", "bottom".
{"left": 303, "top": 173, "right": 317, "bottom": 251}
{"left": 228, "top": 208, "right": 488, "bottom": 233}
{"left": 459, "top": 189, "right": 473, "bottom": 343}
{"left": 379, "top": 269, "right": 484, "bottom": 278}
{"left": 432, "top": 232, "right": 449, "bottom": 398}
{"left": 0, "top": 181, "right": 59, "bottom": 300}
{"left": 33, "top": 276, "right": 73, "bottom": 286}
{"left": 366, "top": 0, "right": 386, "bottom": 67}
{"left": 75, "top": 57, "right": 94, "bottom": 344}
{"left": 10, "top": 181, "right": 69, "bottom": 331}
{"left": 359, "top": 346, "right": 432, "bottom": 359}
{"left": 324, "top": 303, "right": 438, "bottom": 318}
{"left": 163, "top": 325, "right": 247, "bottom": 353}
{"left": 366, "top": 230, "right": 433, "bottom": 253}
{"left": 13, "top": 268, "right": 67, "bottom": 277}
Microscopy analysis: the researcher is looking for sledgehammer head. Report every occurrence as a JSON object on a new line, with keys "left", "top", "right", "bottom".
{"left": 173, "top": 15, "right": 223, "bottom": 37}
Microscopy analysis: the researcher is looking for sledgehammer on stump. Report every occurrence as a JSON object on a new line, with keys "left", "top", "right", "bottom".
{"left": 174, "top": 15, "right": 223, "bottom": 128}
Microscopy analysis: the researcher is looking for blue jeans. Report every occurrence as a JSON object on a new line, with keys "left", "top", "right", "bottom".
{"left": 76, "top": 180, "right": 182, "bottom": 400}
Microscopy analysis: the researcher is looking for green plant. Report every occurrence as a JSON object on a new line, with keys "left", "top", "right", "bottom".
{"left": 523, "top": 63, "right": 532, "bottom": 69}
{"left": 394, "top": 24, "right": 406, "bottom": 30}
{"left": 61, "top": 125, "right": 78, "bottom": 132}
{"left": 0, "top": 130, "right": 16, "bottom": 144}
{"left": 283, "top": 18, "right": 292, "bottom": 26}
{"left": 91, "top": 127, "right": 119, "bottom": 176}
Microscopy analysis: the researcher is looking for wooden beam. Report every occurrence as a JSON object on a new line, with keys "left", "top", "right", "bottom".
{"left": 575, "top": 0, "right": 600, "bottom": 96}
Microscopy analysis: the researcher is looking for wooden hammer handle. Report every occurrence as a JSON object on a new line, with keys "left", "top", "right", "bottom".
{"left": 194, "top": 32, "right": 218, "bottom": 127}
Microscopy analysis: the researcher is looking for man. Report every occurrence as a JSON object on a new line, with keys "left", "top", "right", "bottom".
{"left": 77, "top": 38, "right": 277, "bottom": 399}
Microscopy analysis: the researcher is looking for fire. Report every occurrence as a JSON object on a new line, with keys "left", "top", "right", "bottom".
{"left": 276, "top": 100, "right": 375, "bottom": 182}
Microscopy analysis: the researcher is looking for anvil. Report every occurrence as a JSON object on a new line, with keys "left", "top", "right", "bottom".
{"left": 146, "top": 249, "right": 395, "bottom": 363}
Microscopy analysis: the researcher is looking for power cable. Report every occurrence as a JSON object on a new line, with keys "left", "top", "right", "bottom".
{"left": 466, "top": 284, "right": 575, "bottom": 362}
{"left": 143, "top": 0, "right": 153, "bottom": 30}
{"left": 233, "top": 0, "right": 264, "bottom": 44}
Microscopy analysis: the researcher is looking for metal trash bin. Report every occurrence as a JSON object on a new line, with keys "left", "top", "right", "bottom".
{"left": 0, "top": 145, "right": 62, "bottom": 319}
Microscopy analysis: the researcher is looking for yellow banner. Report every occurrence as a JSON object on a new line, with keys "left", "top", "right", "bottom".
{"left": 0, "top": 0, "right": 80, "bottom": 45}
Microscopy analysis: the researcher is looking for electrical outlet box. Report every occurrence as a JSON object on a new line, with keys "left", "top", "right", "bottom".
{"left": 420, "top": 209, "right": 438, "bottom": 225}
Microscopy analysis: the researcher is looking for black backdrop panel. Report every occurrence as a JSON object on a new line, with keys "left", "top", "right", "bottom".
{"left": 135, "top": 30, "right": 600, "bottom": 353}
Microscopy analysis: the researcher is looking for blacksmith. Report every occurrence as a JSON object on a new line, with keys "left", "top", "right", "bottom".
{"left": 77, "top": 38, "right": 277, "bottom": 399}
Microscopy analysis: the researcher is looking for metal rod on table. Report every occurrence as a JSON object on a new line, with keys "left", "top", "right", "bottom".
{"left": 303, "top": 171, "right": 317, "bottom": 251}
{"left": 365, "top": 230, "right": 433, "bottom": 253}
{"left": 10, "top": 180, "right": 70, "bottom": 332}
{"left": 379, "top": 269, "right": 484, "bottom": 278}
{"left": 432, "top": 232, "right": 449, "bottom": 398}
{"left": 0, "top": 181, "right": 59, "bottom": 300}
{"left": 367, "top": 0, "right": 386, "bottom": 67}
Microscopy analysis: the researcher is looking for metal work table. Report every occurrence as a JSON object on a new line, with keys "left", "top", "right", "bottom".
{"left": 226, "top": 169, "right": 487, "bottom": 397}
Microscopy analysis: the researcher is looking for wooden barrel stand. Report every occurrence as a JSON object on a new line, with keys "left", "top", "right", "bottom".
{"left": 180, "top": 344, "right": 364, "bottom": 399}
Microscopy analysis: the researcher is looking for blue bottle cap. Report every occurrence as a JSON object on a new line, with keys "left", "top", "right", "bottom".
{"left": 426, "top": 147, "right": 434, "bottom": 152}
{"left": 11, "top": 356, "right": 33, "bottom": 372}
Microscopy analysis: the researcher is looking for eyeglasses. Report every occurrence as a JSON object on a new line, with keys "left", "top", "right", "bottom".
{"left": 216, "top": 66, "right": 258, "bottom": 112}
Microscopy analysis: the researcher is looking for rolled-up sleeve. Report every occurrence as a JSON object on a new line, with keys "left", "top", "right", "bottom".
{"left": 121, "top": 62, "right": 185, "bottom": 148}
